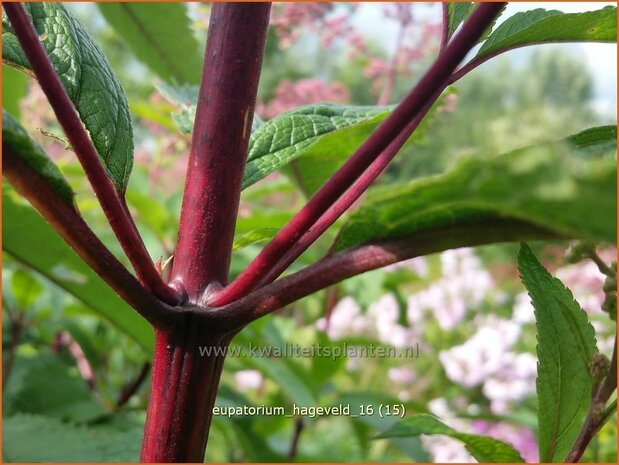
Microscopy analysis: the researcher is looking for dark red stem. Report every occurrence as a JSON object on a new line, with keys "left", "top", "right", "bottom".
{"left": 377, "top": 9, "right": 410, "bottom": 106}
{"left": 2, "top": 304, "right": 27, "bottom": 390}
{"left": 288, "top": 418, "right": 305, "bottom": 460}
{"left": 141, "top": 324, "right": 233, "bottom": 462}
{"left": 3, "top": 2, "right": 181, "bottom": 306}
{"left": 447, "top": 43, "right": 550, "bottom": 85}
{"left": 207, "top": 218, "right": 555, "bottom": 330}
{"left": 213, "top": 2, "right": 507, "bottom": 306}
{"left": 3, "top": 146, "right": 175, "bottom": 326}
{"left": 116, "top": 362, "right": 152, "bottom": 408}
{"left": 440, "top": 2, "right": 450, "bottom": 51}
{"left": 566, "top": 339, "right": 617, "bottom": 462}
{"left": 141, "top": 4, "right": 271, "bottom": 462}
{"left": 169, "top": 2, "right": 271, "bottom": 303}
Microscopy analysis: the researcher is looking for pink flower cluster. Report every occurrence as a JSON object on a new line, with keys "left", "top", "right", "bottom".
{"left": 264, "top": 3, "right": 442, "bottom": 114}
{"left": 408, "top": 248, "right": 494, "bottom": 330}
{"left": 439, "top": 316, "right": 537, "bottom": 414}
{"left": 20, "top": 82, "right": 69, "bottom": 161}
{"left": 270, "top": 3, "right": 335, "bottom": 49}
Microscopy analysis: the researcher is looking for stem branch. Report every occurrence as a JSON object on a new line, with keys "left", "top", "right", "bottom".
{"left": 2, "top": 303, "right": 27, "bottom": 390}
{"left": 255, "top": 97, "right": 437, "bottom": 288}
{"left": 3, "top": 2, "right": 180, "bottom": 305}
{"left": 587, "top": 249, "right": 616, "bottom": 278}
{"left": 288, "top": 418, "right": 305, "bottom": 460}
{"left": 208, "top": 218, "right": 555, "bottom": 330}
{"left": 3, "top": 146, "right": 175, "bottom": 326}
{"left": 214, "top": 2, "right": 506, "bottom": 306}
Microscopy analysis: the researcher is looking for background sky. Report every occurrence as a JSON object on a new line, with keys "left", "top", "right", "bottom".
{"left": 354, "top": 2, "right": 617, "bottom": 117}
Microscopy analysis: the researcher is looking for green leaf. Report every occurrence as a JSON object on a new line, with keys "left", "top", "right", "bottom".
{"left": 3, "top": 110, "right": 74, "bottom": 204}
{"left": 567, "top": 125, "right": 618, "bottom": 158}
{"left": 336, "top": 126, "right": 617, "bottom": 252}
{"left": 447, "top": 2, "right": 475, "bottom": 37}
{"left": 10, "top": 268, "right": 43, "bottom": 309}
{"left": 244, "top": 103, "right": 390, "bottom": 189}
{"left": 518, "top": 244, "right": 598, "bottom": 462}
{"left": 285, "top": 89, "right": 453, "bottom": 197}
{"left": 376, "top": 414, "right": 524, "bottom": 463}
{"left": 3, "top": 3, "right": 134, "bottom": 192}
{"left": 2, "top": 188, "right": 154, "bottom": 351}
{"left": 476, "top": 6, "right": 617, "bottom": 61}
{"left": 3, "top": 354, "right": 105, "bottom": 423}
{"left": 2, "top": 414, "right": 142, "bottom": 462}
{"left": 126, "top": 188, "right": 176, "bottom": 240}
{"left": 156, "top": 82, "right": 199, "bottom": 133}
{"left": 156, "top": 86, "right": 390, "bottom": 189}
{"left": 2, "top": 64, "right": 28, "bottom": 117}
{"left": 232, "top": 228, "right": 280, "bottom": 251}
{"left": 245, "top": 356, "right": 317, "bottom": 409}
{"left": 279, "top": 112, "right": 389, "bottom": 197}
{"left": 157, "top": 82, "right": 264, "bottom": 135}
{"left": 97, "top": 2, "right": 202, "bottom": 85}
{"left": 446, "top": 3, "right": 505, "bottom": 44}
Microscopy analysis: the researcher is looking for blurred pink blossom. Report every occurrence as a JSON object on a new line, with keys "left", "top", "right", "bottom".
{"left": 317, "top": 293, "right": 418, "bottom": 349}
{"left": 316, "top": 296, "right": 367, "bottom": 340}
{"left": 439, "top": 317, "right": 522, "bottom": 387}
{"left": 270, "top": 3, "right": 440, "bottom": 105}
{"left": 472, "top": 421, "right": 539, "bottom": 462}
{"left": 482, "top": 352, "right": 537, "bottom": 414}
{"left": 555, "top": 260, "right": 606, "bottom": 314}
{"left": 388, "top": 366, "right": 417, "bottom": 385}
{"left": 321, "top": 14, "right": 353, "bottom": 48}
{"left": 407, "top": 248, "right": 494, "bottom": 330}
{"left": 257, "top": 78, "right": 350, "bottom": 120}
{"left": 384, "top": 256, "right": 429, "bottom": 277}
{"left": 234, "top": 369, "right": 263, "bottom": 392}
{"left": 270, "top": 3, "right": 334, "bottom": 48}
{"left": 439, "top": 315, "right": 537, "bottom": 413}
{"left": 367, "top": 294, "right": 417, "bottom": 348}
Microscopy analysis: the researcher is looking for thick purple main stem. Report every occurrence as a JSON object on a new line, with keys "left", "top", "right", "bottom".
{"left": 213, "top": 2, "right": 507, "bottom": 306}
{"left": 141, "top": 4, "right": 271, "bottom": 462}
{"left": 4, "top": 3, "right": 180, "bottom": 305}
{"left": 141, "top": 325, "right": 232, "bottom": 462}
{"left": 169, "top": 3, "right": 271, "bottom": 302}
